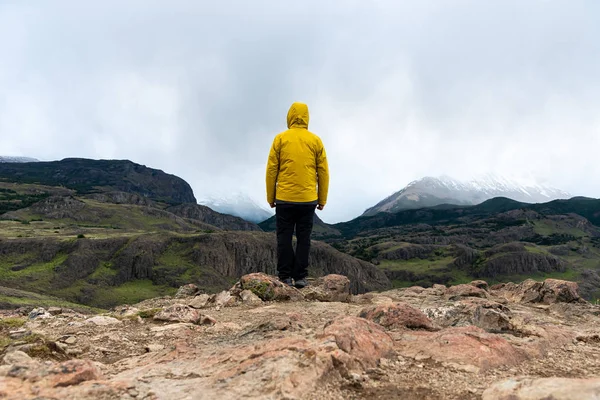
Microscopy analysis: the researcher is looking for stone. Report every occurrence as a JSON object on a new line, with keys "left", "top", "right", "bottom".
{"left": 8, "top": 329, "right": 29, "bottom": 340}
{"left": 85, "top": 316, "right": 123, "bottom": 326}
{"left": 482, "top": 376, "right": 600, "bottom": 400}
{"left": 302, "top": 274, "right": 351, "bottom": 302}
{"left": 112, "top": 305, "right": 140, "bottom": 318}
{"left": 208, "top": 291, "right": 238, "bottom": 307}
{"left": 153, "top": 304, "right": 215, "bottom": 325}
{"left": 396, "top": 326, "right": 526, "bottom": 371}
{"left": 492, "top": 279, "right": 583, "bottom": 305}
{"left": 60, "top": 336, "right": 77, "bottom": 345}
{"left": 239, "top": 273, "right": 305, "bottom": 302}
{"left": 473, "top": 304, "right": 512, "bottom": 332}
{"left": 47, "top": 307, "right": 63, "bottom": 316}
{"left": 445, "top": 284, "right": 488, "bottom": 300}
{"left": 48, "top": 359, "right": 103, "bottom": 387}
{"left": 540, "top": 279, "right": 582, "bottom": 304}
{"left": 175, "top": 283, "right": 199, "bottom": 298}
{"left": 320, "top": 316, "right": 394, "bottom": 370}
{"left": 359, "top": 302, "right": 436, "bottom": 331}
{"left": 3, "top": 350, "right": 33, "bottom": 365}
{"left": 239, "top": 290, "right": 263, "bottom": 305}
{"left": 28, "top": 307, "right": 52, "bottom": 320}
{"left": 154, "top": 304, "right": 204, "bottom": 324}
{"left": 470, "top": 280, "right": 489, "bottom": 291}
{"left": 188, "top": 294, "right": 211, "bottom": 309}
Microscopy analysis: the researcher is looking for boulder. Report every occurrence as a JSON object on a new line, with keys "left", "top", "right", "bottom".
{"left": 302, "top": 274, "right": 351, "bottom": 302}
{"left": 239, "top": 290, "right": 263, "bottom": 305}
{"left": 320, "top": 316, "right": 394, "bottom": 370}
{"left": 445, "top": 284, "right": 488, "bottom": 300}
{"left": 473, "top": 305, "right": 512, "bottom": 332}
{"left": 208, "top": 291, "right": 238, "bottom": 307}
{"left": 359, "top": 303, "right": 436, "bottom": 331}
{"left": 2, "top": 351, "right": 33, "bottom": 366}
{"left": 396, "top": 325, "right": 526, "bottom": 371}
{"left": 239, "top": 273, "right": 304, "bottom": 302}
{"left": 492, "top": 279, "right": 583, "bottom": 305}
{"left": 175, "top": 283, "right": 199, "bottom": 298}
{"left": 470, "top": 280, "right": 489, "bottom": 291}
{"left": 47, "top": 307, "right": 63, "bottom": 316}
{"left": 188, "top": 294, "right": 211, "bottom": 309}
{"left": 483, "top": 377, "right": 600, "bottom": 400}
{"left": 28, "top": 307, "right": 52, "bottom": 320}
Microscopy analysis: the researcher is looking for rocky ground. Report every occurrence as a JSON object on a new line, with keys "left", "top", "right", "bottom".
{"left": 1, "top": 275, "right": 600, "bottom": 399}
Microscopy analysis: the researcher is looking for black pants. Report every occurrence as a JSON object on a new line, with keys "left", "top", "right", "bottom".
{"left": 276, "top": 204, "right": 316, "bottom": 280}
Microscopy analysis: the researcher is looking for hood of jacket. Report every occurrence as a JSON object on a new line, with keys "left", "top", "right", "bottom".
{"left": 286, "top": 102, "right": 309, "bottom": 129}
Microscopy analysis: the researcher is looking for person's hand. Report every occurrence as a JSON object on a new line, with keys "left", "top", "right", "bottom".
{"left": 317, "top": 204, "right": 325, "bottom": 210}
{"left": 270, "top": 202, "right": 276, "bottom": 208}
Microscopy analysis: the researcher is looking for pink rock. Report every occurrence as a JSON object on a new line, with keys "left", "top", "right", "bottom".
{"left": 320, "top": 316, "right": 394, "bottom": 370}
{"left": 359, "top": 302, "right": 436, "bottom": 331}
{"left": 397, "top": 325, "right": 526, "bottom": 371}
{"left": 302, "top": 274, "right": 351, "bottom": 302}
{"left": 483, "top": 376, "right": 600, "bottom": 400}
{"left": 49, "top": 360, "right": 103, "bottom": 388}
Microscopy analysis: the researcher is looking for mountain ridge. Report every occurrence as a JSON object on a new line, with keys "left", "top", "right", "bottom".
{"left": 363, "top": 175, "right": 571, "bottom": 216}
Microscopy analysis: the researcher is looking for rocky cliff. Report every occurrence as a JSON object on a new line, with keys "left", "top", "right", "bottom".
{"left": 0, "top": 232, "right": 390, "bottom": 308}
{"left": 0, "top": 158, "right": 196, "bottom": 204}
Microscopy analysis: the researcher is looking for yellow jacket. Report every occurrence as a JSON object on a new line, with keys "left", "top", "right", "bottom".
{"left": 266, "top": 103, "right": 329, "bottom": 205}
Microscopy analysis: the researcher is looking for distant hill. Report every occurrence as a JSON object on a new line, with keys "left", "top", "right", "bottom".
{"left": 363, "top": 175, "right": 570, "bottom": 216}
{"left": 0, "top": 158, "right": 196, "bottom": 204}
{"left": 341, "top": 197, "right": 600, "bottom": 238}
{"left": 0, "top": 156, "right": 39, "bottom": 163}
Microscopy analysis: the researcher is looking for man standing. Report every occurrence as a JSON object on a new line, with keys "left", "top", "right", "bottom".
{"left": 266, "top": 102, "right": 330, "bottom": 288}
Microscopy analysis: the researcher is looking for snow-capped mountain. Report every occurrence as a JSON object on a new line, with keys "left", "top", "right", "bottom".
{"left": 198, "top": 193, "right": 273, "bottom": 224}
{"left": 362, "top": 174, "right": 571, "bottom": 216}
{"left": 0, "top": 156, "right": 38, "bottom": 163}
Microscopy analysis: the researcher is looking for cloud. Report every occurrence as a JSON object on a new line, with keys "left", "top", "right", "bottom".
{"left": 0, "top": 0, "right": 599, "bottom": 222}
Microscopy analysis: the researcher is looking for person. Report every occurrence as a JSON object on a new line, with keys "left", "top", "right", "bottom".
{"left": 266, "top": 102, "right": 329, "bottom": 288}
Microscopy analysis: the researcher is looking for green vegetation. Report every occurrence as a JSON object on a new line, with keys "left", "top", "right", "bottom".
{"left": 0, "top": 317, "right": 26, "bottom": 329}
{"left": 137, "top": 308, "right": 163, "bottom": 318}
{"left": 92, "top": 280, "right": 176, "bottom": 308}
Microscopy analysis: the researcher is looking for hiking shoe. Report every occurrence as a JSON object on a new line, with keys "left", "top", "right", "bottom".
{"left": 294, "top": 279, "right": 308, "bottom": 289}
{"left": 280, "top": 278, "right": 294, "bottom": 286}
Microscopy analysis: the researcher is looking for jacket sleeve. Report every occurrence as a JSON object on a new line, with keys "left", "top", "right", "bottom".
{"left": 266, "top": 137, "right": 280, "bottom": 204}
{"left": 316, "top": 139, "right": 330, "bottom": 205}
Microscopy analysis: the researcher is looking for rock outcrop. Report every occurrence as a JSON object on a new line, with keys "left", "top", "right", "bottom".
{"left": 1, "top": 276, "right": 598, "bottom": 399}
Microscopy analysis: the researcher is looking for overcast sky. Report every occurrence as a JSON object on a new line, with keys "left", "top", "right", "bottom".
{"left": 1, "top": 1, "right": 599, "bottom": 223}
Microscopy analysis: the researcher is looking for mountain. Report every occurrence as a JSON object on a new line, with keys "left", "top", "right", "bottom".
{"left": 199, "top": 193, "right": 273, "bottom": 223}
{"left": 363, "top": 175, "right": 571, "bottom": 216}
{"left": 328, "top": 196, "right": 600, "bottom": 299}
{"left": 0, "top": 156, "right": 39, "bottom": 163}
{"left": 0, "top": 158, "right": 389, "bottom": 308}
{"left": 0, "top": 158, "right": 196, "bottom": 204}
